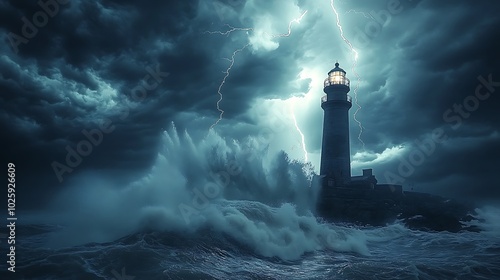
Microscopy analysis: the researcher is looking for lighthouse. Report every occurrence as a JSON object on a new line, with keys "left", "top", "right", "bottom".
{"left": 320, "top": 62, "right": 352, "bottom": 186}
{"left": 316, "top": 62, "right": 404, "bottom": 223}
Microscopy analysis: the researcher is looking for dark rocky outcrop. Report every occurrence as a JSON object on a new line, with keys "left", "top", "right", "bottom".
{"left": 317, "top": 187, "right": 479, "bottom": 232}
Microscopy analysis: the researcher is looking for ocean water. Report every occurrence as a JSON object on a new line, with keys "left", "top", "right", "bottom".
{"left": 2, "top": 127, "right": 499, "bottom": 279}
{"left": 2, "top": 211, "right": 500, "bottom": 280}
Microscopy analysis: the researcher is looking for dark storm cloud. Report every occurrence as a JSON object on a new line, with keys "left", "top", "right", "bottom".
{"left": 1, "top": 0, "right": 202, "bottom": 207}
{"left": 0, "top": 0, "right": 499, "bottom": 208}
{"left": 341, "top": 0, "right": 500, "bottom": 200}
{"left": 358, "top": 0, "right": 500, "bottom": 139}
{"left": 0, "top": 0, "right": 309, "bottom": 208}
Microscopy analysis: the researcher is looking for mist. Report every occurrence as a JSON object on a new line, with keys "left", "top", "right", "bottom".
{"left": 26, "top": 124, "right": 382, "bottom": 260}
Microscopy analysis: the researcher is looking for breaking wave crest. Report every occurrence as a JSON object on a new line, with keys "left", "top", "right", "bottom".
{"left": 40, "top": 124, "right": 374, "bottom": 260}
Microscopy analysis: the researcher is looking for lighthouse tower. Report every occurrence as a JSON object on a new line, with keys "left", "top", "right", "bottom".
{"left": 317, "top": 62, "right": 402, "bottom": 220}
{"left": 320, "top": 62, "right": 352, "bottom": 186}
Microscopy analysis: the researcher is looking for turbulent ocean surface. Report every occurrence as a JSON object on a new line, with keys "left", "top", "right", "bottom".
{"left": 2, "top": 128, "right": 499, "bottom": 279}
{"left": 2, "top": 210, "right": 500, "bottom": 280}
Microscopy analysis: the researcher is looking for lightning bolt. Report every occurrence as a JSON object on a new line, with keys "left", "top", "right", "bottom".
{"left": 206, "top": 11, "right": 311, "bottom": 185}
{"left": 330, "top": 0, "right": 366, "bottom": 150}
{"left": 270, "top": 10, "right": 310, "bottom": 163}
{"left": 207, "top": 10, "right": 311, "bottom": 184}
{"left": 204, "top": 24, "right": 253, "bottom": 36}
{"left": 209, "top": 43, "right": 249, "bottom": 130}
{"left": 207, "top": 9, "right": 309, "bottom": 145}
{"left": 289, "top": 98, "right": 308, "bottom": 162}
{"left": 269, "top": 10, "right": 308, "bottom": 38}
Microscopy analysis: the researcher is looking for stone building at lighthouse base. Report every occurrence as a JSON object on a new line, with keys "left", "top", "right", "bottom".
{"left": 315, "top": 63, "right": 475, "bottom": 232}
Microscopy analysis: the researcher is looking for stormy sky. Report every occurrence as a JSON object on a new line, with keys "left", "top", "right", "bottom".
{"left": 1, "top": 0, "right": 499, "bottom": 210}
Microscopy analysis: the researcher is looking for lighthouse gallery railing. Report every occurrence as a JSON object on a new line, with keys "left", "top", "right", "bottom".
{"left": 321, "top": 95, "right": 352, "bottom": 104}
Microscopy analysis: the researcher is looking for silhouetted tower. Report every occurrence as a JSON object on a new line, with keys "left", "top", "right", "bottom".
{"left": 320, "top": 62, "right": 352, "bottom": 186}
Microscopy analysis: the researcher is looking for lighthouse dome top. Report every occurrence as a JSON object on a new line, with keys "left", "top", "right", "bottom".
{"left": 324, "top": 62, "right": 350, "bottom": 88}
{"left": 328, "top": 62, "right": 346, "bottom": 75}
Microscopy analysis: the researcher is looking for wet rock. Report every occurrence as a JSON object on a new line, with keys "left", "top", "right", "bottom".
{"left": 317, "top": 189, "right": 478, "bottom": 232}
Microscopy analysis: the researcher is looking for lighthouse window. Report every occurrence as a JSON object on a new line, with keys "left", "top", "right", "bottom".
{"left": 325, "top": 73, "right": 350, "bottom": 87}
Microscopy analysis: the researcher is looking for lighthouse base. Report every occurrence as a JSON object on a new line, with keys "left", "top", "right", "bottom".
{"left": 315, "top": 175, "right": 477, "bottom": 232}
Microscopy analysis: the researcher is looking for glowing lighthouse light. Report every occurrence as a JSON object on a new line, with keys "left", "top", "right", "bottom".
{"left": 321, "top": 62, "right": 352, "bottom": 104}
{"left": 324, "top": 62, "right": 350, "bottom": 87}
